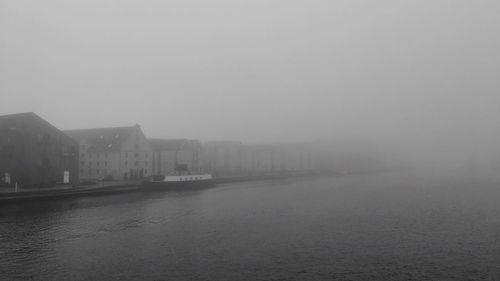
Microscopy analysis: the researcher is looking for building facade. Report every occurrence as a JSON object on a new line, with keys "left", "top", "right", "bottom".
{"left": 64, "top": 125, "right": 152, "bottom": 181}
{"left": 201, "top": 141, "right": 243, "bottom": 176}
{"left": 150, "top": 139, "right": 202, "bottom": 175}
{"left": 201, "top": 141, "right": 315, "bottom": 176}
{"left": 238, "top": 143, "right": 314, "bottom": 174}
{"left": 0, "top": 112, "right": 78, "bottom": 188}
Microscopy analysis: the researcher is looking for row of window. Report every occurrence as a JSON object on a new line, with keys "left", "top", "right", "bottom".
{"left": 80, "top": 152, "right": 150, "bottom": 159}
{"left": 80, "top": 161, "right": 149, "bottom": 167}
{"left": 81, "top": 161, "right": 108, "bottom": 167}
{"left": 80, "top": 169, "right": 149, "bottom": 176}
{"left": 81, "top": 143, "right": 143, "bottom": 150}
{"left": 180, "top": 177, "right": 203, "bottom": 181}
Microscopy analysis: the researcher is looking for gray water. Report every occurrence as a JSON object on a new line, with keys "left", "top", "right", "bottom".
{"left": 1, "top": 172, "right": 500, "bottom": 281}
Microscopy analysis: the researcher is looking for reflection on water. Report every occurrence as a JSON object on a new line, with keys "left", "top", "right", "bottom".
{"left": 1, "top": 172, "right": 500, "bottom": 280}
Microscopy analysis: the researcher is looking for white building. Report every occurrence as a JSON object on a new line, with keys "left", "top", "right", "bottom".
{"left": 64, "top": 125, "right": 152, "bottom": 181}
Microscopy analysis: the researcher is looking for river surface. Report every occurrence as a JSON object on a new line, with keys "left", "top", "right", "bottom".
{"left": 1, "top": 171, "right": 500, "bottom": 280}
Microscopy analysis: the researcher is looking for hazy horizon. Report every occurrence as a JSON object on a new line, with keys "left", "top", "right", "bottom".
{"left": 2, "top": 1, "right": 499, "bottom": 167}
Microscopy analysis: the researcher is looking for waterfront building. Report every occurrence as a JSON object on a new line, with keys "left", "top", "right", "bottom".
{"left": 311, "top": 140, "right": 384, "bottom": 173}
{"left": 201, "top": 141, "right": 315, "bottom": 176}
{"left": 279, "top": 142, "right": 314, "bottom": 172}
{"left": 201, "top": 141, "right": 243, "bottom": 176}
{"left": 64, "top": 125, "right": 152, "bottom": 181}
{"left": 150, "top": 139, "right": 202, "bottom": 175}
{"left": 0, "top": 112, "right": 78, "bottom": 188}
{"left": 238, "top": 144, "right": 277, "bottom": 174}
{"left": 238, "top": 143, "right": 313, "bottom": 174}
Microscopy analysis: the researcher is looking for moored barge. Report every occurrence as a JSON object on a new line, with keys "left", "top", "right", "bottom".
{"left": 142, "top": 174, "right": 215, "bottom": 191}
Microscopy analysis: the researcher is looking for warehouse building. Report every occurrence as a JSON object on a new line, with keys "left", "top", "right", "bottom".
{"left": 0, "top": 112, "right": 78, "bottom": 188}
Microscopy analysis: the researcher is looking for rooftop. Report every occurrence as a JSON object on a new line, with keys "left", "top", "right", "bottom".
{"left": 149, "top": 138, "right": 201, "bottom": 151}
{"left": 64, "top": 125, "right": 139, "bottom": 152}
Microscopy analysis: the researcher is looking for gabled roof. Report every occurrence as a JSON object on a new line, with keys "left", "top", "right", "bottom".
{"left": 0, "top": 112, "right": 77, "bottom": 144}
{"left": 0, "top": 112, "right": 37, "bottom": 120}
{"left": 204, "top": 140, "right": 242, "bottom": 146}
{"left": 0, "top": 112, "right": 32, "bottom": 129}
{"left": 149, "top": 139, "right": 186, "bottom": 151}
{"left": 149, "top": 139, "right": 202, "bottom": 152}
{"left": 64, "top": 126, "right": 138, "bottom": 152}
{"left": 0, "top": 112, "right": 49, "bottom": 128}
{"left": 203, "top": 140, "right": 242, "bottom": 151}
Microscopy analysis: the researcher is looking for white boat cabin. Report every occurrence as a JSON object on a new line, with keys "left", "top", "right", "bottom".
{"left": 162, "top": 174, "right": 212, "bottom": 182}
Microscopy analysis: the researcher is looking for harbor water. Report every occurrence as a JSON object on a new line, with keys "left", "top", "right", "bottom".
{"left": 1, "top": 171, "right": 500, "bottom": 280}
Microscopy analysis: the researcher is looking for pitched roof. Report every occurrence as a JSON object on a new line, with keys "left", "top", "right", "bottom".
{"left": 0, "top": 112, "right": 49, "bottom": 128}
{"left": 149, "top": 139, "right": 186, "bottom": 151}
{"left": 0, "top": 112, "right": 36, "bottom": 120}
{"left": 149, "top": 139, "right": 202, "bottom": 152}
{"left": 204, "top": 140, "right": 242, "bottom": 147}
{"left": 0, "top": 112, "right": 77, "bottom": 144}
{"left": 63, "top": 126, "right": 137, "bottom": 152}
{"left": 0, "top": 112, "right": 33, "bottom": 129}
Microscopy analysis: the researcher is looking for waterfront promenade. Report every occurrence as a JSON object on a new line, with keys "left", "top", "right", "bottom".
{"left": 0, "top": 172, "right": 323, "bottom": 202}
{"left": 0, "top": 181, "right": 142, "bottom": 201}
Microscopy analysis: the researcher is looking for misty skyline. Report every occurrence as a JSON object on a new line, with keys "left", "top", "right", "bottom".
{"left": 1, "top": 0, "right": 499, "bottom": 164}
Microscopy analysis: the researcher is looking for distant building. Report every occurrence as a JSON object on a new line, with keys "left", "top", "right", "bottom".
{"left": 64, "top": 125, "right": 152, "bottom": 181}
{"left": 150, "top": 139, "right": 202, "bottom": 175}
{"left": 311, "top": 140, "right": 384, "bottom": 173}
{"left": 239, "top": 144, "right": 276, "bottom": 174}
{"left": 200, "top": 141, "right": 315, "bottom": 176}
{"left": 201, "top": 141, "right": 243, "bottom": 176}
{"left": 238, "top": 143, "right": 314, "bottom": 174}
{"left": 279, "top": 142, "right": 314, "bottom": 172}
{"left": 0, "top": 112, "right": 78, "bottom": 188}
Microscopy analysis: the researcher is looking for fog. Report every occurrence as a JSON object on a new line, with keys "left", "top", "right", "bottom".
{"left": 1, "top": 0, "right": 499, "bottom": 170}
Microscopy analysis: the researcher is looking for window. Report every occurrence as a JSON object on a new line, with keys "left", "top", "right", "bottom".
{"left": 80, "top": 161, "right": 84, "bottom": 166}
{"left": 81, "top": 153, "right": 85, "bottom": 158}
{"left": 125, "top": 161, "right": 128, "bottom": 166}
{"left": 97, "top": 162, "right": 100, "bottom": 167}
{"left": 135, "top": 144, "right": 139, "bottom": 149}
{"left": 126, "top": 152, "right": 128, "bottom": 158}
{"left": 105, "top": 162, "right": 107, "bottom": 167}
{"left": 134, "top": 161, "right": 138, "bottom": 167}
{"left": 135, "top": 153, "right": 139, "bottom": 158}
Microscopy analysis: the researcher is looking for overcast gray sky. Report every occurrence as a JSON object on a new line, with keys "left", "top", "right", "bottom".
{"left": 1, "top": 0, "right": 499, "bottom": 164}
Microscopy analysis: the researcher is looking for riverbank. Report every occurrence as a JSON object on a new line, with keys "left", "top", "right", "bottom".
{"left": 0, "top": 181, "right": 141, "bottom": 202}
{"left": 0, "top": 172, "right": 331, "bottom": 202}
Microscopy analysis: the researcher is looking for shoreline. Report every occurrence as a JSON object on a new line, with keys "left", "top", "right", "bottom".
{"left": 0, "top": 172, "right": 334, "bottom": 202}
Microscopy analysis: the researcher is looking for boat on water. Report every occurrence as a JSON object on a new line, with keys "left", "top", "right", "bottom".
{"left": 142, "top": 174, "right": 215, "bottom": 191}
